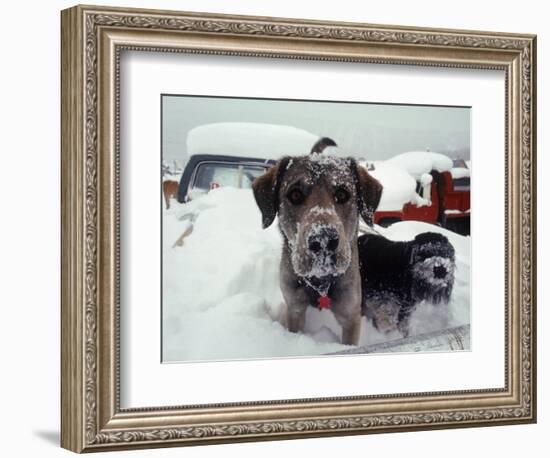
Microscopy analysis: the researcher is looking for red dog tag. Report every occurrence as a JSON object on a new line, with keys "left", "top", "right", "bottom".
{"left": 318, "top": 295, "right": 331, "bottom": 309}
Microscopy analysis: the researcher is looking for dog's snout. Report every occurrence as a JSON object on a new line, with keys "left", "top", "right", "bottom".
{"left": 433, "top": 265, "right": 447, "bottom": 279}
{"left": 308, "top": 226, "right": 339, "bottom": 254}
{"left": 326, "top": 232, "right": 340, "bottom": 251}
{"left": 308, "top": 239, "right": 322, "bottom": 253}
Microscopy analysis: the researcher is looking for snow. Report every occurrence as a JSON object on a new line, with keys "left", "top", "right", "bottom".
{"left": 364, "top": 152, "right": 456, "bottom": 212}
{"left": 322, "top": 145, "right": 340, "bottom": 156}
{"left": 305, "top": 154, "right": 355, "bottom": 189}
{"left": 368, "top": 161, "right": 429, "bottom": 211}
{"left": 420, "top": 173, "right": 433, "bottom": 186}
{"left": 163, "top": 187, "right": 470, "bottom": 362}
{"left": 450, "top": 167, "right": 471, "bottom": 179}
{"left": 309, "top": 205, "right": 336, "bottom": 217}
{"left": 386, "top": 151, "right": 453, "bottom": 179}
{"left": 187, "top": 122, "right": 320, "bottom": 160}
{"left": 293, "top": 221, "right": 351, "bottom": 280}
{"left": 412, "top": 256, "right": 454, "bottom": 288}
{"left": 163, "top": 173, "right": 181, "bottom": 182}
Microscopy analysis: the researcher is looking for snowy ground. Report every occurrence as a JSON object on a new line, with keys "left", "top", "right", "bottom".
{"left": 162, "top": 187, "right": 470, "bottom": 362}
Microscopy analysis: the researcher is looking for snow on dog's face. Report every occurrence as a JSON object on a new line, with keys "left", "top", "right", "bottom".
{"left": 410, "top": 232, "right": 456, "bottom": 304}
{"left": 253, "top": 154, "right": 382, "bottom": 279}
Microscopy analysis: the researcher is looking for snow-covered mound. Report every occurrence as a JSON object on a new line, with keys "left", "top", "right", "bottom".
{"left": 187, "top": 123, "right": 320, "bottom": 160}
{"left": 368, "top": 162, "right": 429, "bottom": 211}
{"left": 367, "top": 151, "right": 455, "bottom": 212}
{"left": 387, "top": 151, "right": 453, "bottom": 179}
{"left": 163, "top": 188, "right": 470, "bottom": 362}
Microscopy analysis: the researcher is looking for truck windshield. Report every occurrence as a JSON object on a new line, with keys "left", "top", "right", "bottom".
{"left": 453, "top": 177, "right": 470, "bottom": 191}
{"left": 192, "top": 162, "right": 266, "bottom": 191}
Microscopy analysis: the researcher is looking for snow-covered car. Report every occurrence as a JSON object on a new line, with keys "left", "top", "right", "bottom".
{"left": 369, "top": 151, "right": 470, "bottom": 235}
{"left": 176, "top": 122, "right": 321, "bottom": 203}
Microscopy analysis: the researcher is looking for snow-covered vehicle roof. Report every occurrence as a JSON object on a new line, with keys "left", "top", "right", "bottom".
{"left": 386, "top": 151, "right": 453, "bottom": 179}
{"left": 186, "top": 122, "right": 320, "bottom": 160}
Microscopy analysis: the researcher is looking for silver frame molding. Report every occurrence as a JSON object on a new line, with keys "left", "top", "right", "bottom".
{"left": 61, "top": 4, "right": 537, "bottom": 453}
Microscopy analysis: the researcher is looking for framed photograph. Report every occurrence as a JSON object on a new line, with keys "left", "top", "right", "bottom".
{"left": 61, "top": 4, "right": 537, "bottom": 453}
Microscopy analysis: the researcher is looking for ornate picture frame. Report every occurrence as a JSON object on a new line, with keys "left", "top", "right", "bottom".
{"left": 61, "top": 4, "right": 536, "bottom": 453}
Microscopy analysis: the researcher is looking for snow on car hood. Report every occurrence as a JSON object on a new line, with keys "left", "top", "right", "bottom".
{"left": 187, "top": 122, "right": 321, "bottom": 160}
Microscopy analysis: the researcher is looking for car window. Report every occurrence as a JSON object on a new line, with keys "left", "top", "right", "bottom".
{"left": 453, "top": 177, "right": 470, "bottom": 191}
{"left": 192, "top": 163, "right": 266, "bottom": 191}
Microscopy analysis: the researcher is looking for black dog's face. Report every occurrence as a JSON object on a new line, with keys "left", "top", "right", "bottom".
{"left": 410, "top": 233, "right": 456, "bottom": 304}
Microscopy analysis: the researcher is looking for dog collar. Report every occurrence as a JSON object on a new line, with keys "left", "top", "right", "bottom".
{"left": 318, "top": 295, "right": 332, "bottom": 309}
{"left": 301, "top": 277, "right": 333, "bottom": 310}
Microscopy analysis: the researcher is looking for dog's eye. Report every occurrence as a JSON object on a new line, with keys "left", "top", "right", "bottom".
{"left": 334, "top": 187, "right": 350, "bottom": 204}
{"left": 287, "top": 188, "right": 305, "bottom": 205}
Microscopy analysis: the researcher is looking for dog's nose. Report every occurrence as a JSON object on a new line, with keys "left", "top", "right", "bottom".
{"left": 308, "top": 227, "right": 339, "bottom": 253}
{"left": 433, "top": 265, "right": 447, "bottom": 279}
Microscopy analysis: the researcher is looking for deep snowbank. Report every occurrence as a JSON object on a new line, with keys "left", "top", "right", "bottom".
{"left": 162, "top": 188, "right": 470, "bottom": 362}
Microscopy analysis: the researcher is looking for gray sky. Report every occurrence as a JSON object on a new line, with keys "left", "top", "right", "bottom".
{"left": 162, "top": 95, "right": 470, "bottom": 164}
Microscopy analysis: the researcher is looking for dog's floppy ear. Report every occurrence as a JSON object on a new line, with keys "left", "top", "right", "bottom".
{"left": 252, "top": 158, "right": 289, "bottom": 229}
{"left": 352, "top": 159, "right": 383, "bottom": 226}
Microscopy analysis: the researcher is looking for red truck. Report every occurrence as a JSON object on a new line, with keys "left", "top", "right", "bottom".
{"left": 372, "top": 156, "right": 470, "bottom": 235}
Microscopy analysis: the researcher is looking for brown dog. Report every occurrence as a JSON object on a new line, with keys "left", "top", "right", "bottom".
{"left": 253, "top": 153, "right": 382, "bottom": 345}
{"left": 163, "top": 180, "right": 179, "bottom": 209}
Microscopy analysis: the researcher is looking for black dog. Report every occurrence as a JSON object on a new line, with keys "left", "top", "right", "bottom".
{"left": 357, "top": 231, "right": 455, "bottom": 337}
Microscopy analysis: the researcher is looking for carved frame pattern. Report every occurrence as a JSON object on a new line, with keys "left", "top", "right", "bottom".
{"left": 61, "top": 5, "right": 536, "bottom": 453}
